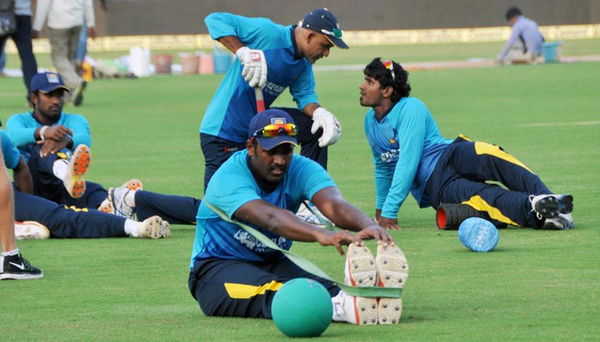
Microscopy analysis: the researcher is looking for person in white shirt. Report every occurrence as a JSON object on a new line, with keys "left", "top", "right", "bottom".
{"left": 0, "top": 0, "right": 38, "bottom": 103}
{"left": 33, "top": 0, "right": 95, "bottom": 106}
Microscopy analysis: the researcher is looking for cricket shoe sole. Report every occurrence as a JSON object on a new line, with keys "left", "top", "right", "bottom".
{"left": 531, "top": 194, "right": 573, "bottom": 219}
{"left": 345, "top": 243, "right": 378, "bottom": 325}
{"left": 140, "top": 216, "right": 171, "bottom": 239}
{"left": 122, "top": 179, "right": 143, "bottom": 191}
{"left": 376, "top": 242, "right": 409, "bottom": 324}
{"left": 65, "top": 144, "right": 91, "bottom": 198}
{"left": 542, "top": 213, "right": 575, "bottom": 230}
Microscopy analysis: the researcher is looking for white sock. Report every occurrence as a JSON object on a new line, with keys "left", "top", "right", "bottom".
{"left": 331, "top": 290, "right": 378, "bottom": 325}
{"left": 52, "top": 159, "right": 70, "bottom": 182}
{"left": 331, "top": 291, "right": 346, "bottom": 322}
{"left": 124, "top": 219, "right": 141, "bottom": 237}
{"left": 1, "top": 248, "right": 19, "bottom": 257}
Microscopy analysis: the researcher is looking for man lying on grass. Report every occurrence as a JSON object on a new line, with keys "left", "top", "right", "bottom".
{"left": 359, "top": 57, "right": 573, "bottom": 230}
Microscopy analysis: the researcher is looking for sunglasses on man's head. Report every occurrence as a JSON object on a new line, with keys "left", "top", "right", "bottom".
{"left": 253, "top": 123, "right": 297, "bottom": 138}
{"left": 320, "top": 27, "right": 343, "bottom": 38}
{"left": 382, "top": 60, "right": 396, "bottom": 82}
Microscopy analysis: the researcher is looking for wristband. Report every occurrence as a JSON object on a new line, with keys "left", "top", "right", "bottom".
{"left": 39, "top": 126, "right": 49, "bottom": 142}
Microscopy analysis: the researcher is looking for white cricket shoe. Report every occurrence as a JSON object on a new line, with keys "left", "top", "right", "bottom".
{"left": 296, "top": 202, "right": 330, "bottom": 226}
{"left": 98, "top": 198, "right": 114, "bottom": 214}
{"left": 14, "top": 221, "right": 50, "bottom": 240}
{"left": 98, "top": 179, "right": 143, "bottom": 215}
{"left": 108, "top": 187, "right": 135, "bottom": 219}
{"left": 139, "top": 215, "right": 171, "bottom": 239}
{"left": 529, "top": 194, "right": 573, "bottom": 220}
{"left": 332, "top": 243, "right": 378, "bottom": 325}
{"left": 543, "top": 213, "right": 575, "bottom": 230}
{"left": 375, "top": 242, "right": 409, "bottom": 324}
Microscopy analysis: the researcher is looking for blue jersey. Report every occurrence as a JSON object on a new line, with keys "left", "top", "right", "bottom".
{"left": 364, "top": 97, "right": 452, "bottom": 218}
{"left": 6, "top": 111, "right": 91, "bottom": 161}
{"left": 200, "top": 13, "right": 318, "bottom": 143}
{"left": 0, "top": 131, "right": 21, "bottom": 170}
{"left": 190, "top": 150, "right": 335, "bottom": 267}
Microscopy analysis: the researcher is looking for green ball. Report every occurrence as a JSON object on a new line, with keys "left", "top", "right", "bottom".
{"left": 271, "top": 278, "right": 333, "bottom": 337}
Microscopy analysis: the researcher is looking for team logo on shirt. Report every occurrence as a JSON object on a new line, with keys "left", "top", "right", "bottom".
{"left": 380, "top": 149, "right": 399, "bottom": 163}
{"left": 389, "top": 138, "right": 397, "bottom": 144}
{"left": 264, "top": 82, "right": 285, "bottom": 97}
{"left": 234, "top": 229, "right": 288, "bottom": 253}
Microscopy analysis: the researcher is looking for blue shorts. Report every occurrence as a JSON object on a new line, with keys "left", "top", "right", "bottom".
{"left": 425, "top": 137, "right": 551, "bottom": 228}
{"left": 188, "top": 256, "right": 339, "bottom": 318}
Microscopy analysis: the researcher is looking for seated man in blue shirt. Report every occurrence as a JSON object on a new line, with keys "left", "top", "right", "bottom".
{"left": 497, "top": 6, "right": 544, "bottom": 64}
{"left": 189, "top": 109, "right": 409, "bottom": 325}
{"left": 6, "top": 72, "right": 200, "bottom": 227}
{"left": 360, "top": 58, "right": 573, "bottom": 230}
{"left": 1, "top": 129, "right": 170, "bottom": 239}
{"left": 7, "top": 71, "right": 102, "bottom": 207}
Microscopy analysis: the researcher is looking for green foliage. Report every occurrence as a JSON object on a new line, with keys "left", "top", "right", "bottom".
{"left": 1, "top": 43, "right": 599, "bottom": 340}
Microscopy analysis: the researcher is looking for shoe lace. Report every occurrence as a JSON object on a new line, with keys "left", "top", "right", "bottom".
{"left": 111, "top": 188, "right": 134, "bottom": 218}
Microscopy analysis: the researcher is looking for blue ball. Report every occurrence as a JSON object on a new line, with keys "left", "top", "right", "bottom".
{"left": 458, "top": 217, "right": 499, "bottom": 252}
{"left": 271, "top": 278, "right": 332, "bottom": 337}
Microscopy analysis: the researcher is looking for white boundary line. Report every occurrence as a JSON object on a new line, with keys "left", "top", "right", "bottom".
{"left": 518, "top": 121, "right": 600, "bottom": 127}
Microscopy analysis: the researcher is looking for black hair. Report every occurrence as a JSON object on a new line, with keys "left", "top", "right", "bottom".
{"left": 505, "top": 6, "right": 522, "bottom": 21}
{"left": 363, "top": 57, "right": 411, "bottom": 103}
{"left": 30, "top": 90, "right": 39, "bottom": 110}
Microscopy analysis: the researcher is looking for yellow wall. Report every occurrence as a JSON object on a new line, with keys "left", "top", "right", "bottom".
{"left": 6, "top": 24, "right": 600, "bottom": 53}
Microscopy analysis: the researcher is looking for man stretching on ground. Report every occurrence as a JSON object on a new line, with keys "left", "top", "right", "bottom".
{"left": 189, "top": 109, "right": 409, "bottom": 325}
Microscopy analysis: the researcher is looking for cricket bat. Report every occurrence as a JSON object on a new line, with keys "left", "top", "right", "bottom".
{"left": 255, "top": 87, "right": 265, "bottom": 113}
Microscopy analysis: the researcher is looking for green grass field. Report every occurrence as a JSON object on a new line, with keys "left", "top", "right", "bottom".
{"left": 1, "top": 40, "right": 599, "bottom": 341}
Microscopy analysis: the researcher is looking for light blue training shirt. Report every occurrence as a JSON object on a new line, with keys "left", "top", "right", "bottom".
{"left": 200, "top": 13, "right": 318, "bottom": 143}
{"left": 6, "top": 111, "right": 91, "bottom": 161}
{"left": 0, "top": 130, "right": 21, "bottom": 169}
{"left": 190, "top": 150, "right": 335, "bottom": 267}
{"left": 364, "top": 97, "right": 452, "bottom": 219}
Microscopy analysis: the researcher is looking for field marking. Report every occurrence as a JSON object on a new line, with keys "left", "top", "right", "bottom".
{"left": 518, "top": 120, "right": 600, "bottom": 127}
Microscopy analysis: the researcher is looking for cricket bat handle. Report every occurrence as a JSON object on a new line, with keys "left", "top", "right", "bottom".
{"left": 255, "top": 87, "right": 265, "bottom": 113}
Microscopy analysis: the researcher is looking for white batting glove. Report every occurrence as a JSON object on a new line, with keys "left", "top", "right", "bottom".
{"left": 310, "top": 107, "right": 342, "bottom": 147}
{"left": 235, "top": 46, "right": 267, "bottom": 88}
